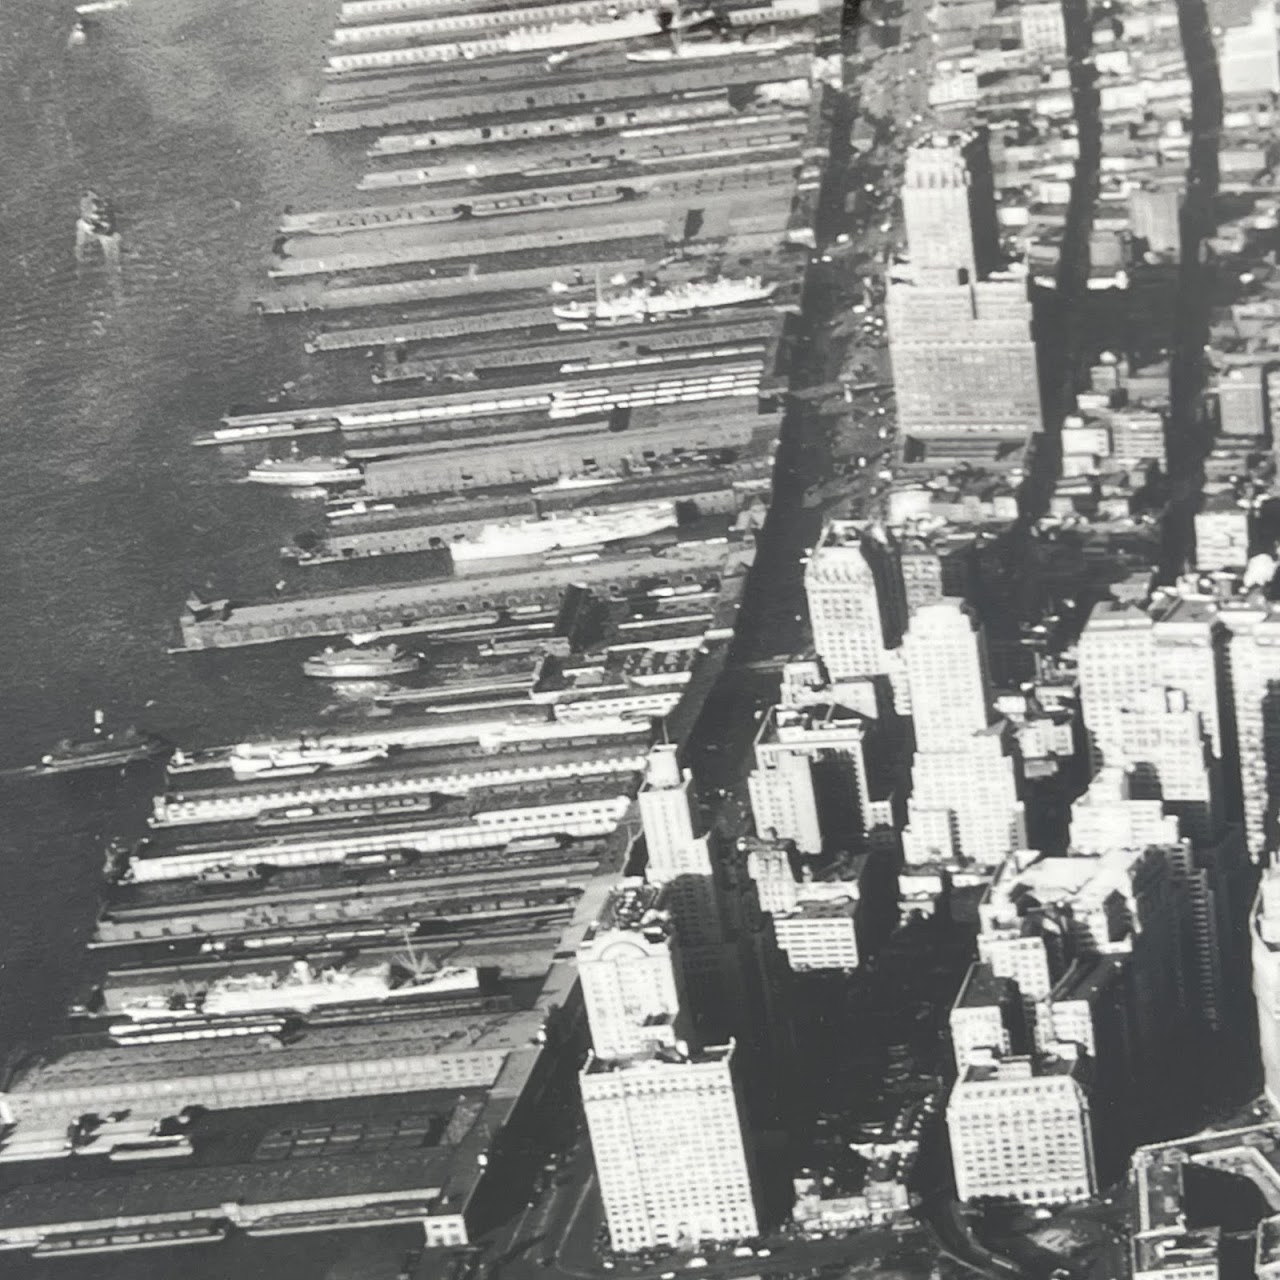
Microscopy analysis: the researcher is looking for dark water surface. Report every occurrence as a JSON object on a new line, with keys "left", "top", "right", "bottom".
{"left": 0, "top": 0, "right": 372, "bottom": 1051}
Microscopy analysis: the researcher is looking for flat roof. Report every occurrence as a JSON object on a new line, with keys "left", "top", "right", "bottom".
{"left": 955, "top": 961, "right": 1014, "bottom": 1009}
{"left": 0, "top": 1146, "right": 457, "bottom": 1231}
{"left": 1050, "top": 955, "right": 1126, "bottom": 1003}
{"left": 11, "top": 1006, "right": 542, "bottom": 1095}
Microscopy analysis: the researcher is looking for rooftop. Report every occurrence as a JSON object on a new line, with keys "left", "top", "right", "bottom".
{"left": 11, "top": 1005, "right": 542, "bottom": 1096}
{"left": 955, "top": 961, "right": 1016, "bottom": 1009}
{"left": 584, "top": 879, "right": 674, "bottom": 945}
{"left": 582, "top": 1039, "right": 733, "bottom": 1076}
{"left": 1050, "top": 955, "right": 1127, "bottom": 1004}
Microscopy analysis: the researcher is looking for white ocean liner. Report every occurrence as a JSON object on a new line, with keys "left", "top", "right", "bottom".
{"left": 448, "top": 500, "right": 677, "bottom": 564}
{"left": 552, "top": 276, "right": 774, "bottom": 324}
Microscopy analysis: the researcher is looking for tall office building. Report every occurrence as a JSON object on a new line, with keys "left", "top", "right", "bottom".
{"left": 903, "top": 723, "right": 1025, "bottom": 868}
{"left": 1253, "top": 865, "right": 1280, "bottom": 1111}
{"left": 903, "top": 600, "right": 991, "bottom": 749}
{"left": 1116, "top": 689, "right": 1220, "bottom": 844}
{"left": 748, "top": 745, "right": 823, "bottom": 853}
{"left": 581, "top": 1041, "right": 760, "bottom": 1252}
{"left": 1128, "top": 185, "right": 1183, "bottom": 257}
{"left": 979, "top": 847, "right": 1196, "bottom": 1088}
{"left": 639, "top": 744, "right": 699, "bottom": 874}
{"left": 746, "top": 703, "right": 893, "bottom": 854}
{"left": 950, "top": 963, "right": 1025, "bottom": 1073}
{"left": 901, "top": 133, "right": 999, "bottom": 283}
{"left": 1019, "top": 0, "right": 1067, "bottom": 54}
{"left": 1195, "top": 497, "right": 1250, "bottom": 572}
{"left": 1151, "top": 599, "right": 1227, "bottom": 760}
{"left": 1221, "top": 604, "right": 1280, "bottom": 854}
{"left": 1216, "top": 367, "right": 1268, "bottom": 438}
{"left": 804, "top": 521, "right": 907, "bottom": 686}
{"left": 1069, "top": 766, "right": 1182, "bottom": 854}
{"left": 947, "top": 1052, "right": 1098, "bottom": 1205}
{"left": 887, "top": 278, "right": 1043, "bottom": 457}
{"left": 638, "top": 745, "right": 722, "bottom": 948}
{"left": 1079, "top": 597, "right": 1230, "bottom": 782}
{"left": 1077, "top": 601, "right": 1157, "bottom": 769}
{"left": 1217, "top": 0, "right": 1280, "bottom": 95}
{"left": 579, "top": 881, "right": 691, "bottom": 1061}
{"left": 902, "top": 142, "right": 977, "bottom": 285}
{"left": 979, "top": 932, "right": 1056, "bottom": 1004}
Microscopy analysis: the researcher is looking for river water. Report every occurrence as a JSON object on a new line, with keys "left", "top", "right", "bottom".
{"left": 0, "top": 0, "right": 374, "bottom": 1051}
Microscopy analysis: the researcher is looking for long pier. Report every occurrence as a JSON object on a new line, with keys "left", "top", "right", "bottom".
{"left": 331, "top": 0, "right": 661, "bottom": 45}
{"left": 376, "top": 315, "right": 779, "bottom": 381}
{"left": 309, "top": 53, "right": 815, "bottom": 132}
{"left": 179, "top": 535, "right": 753, "bottom": 650}
{"left": 269, "top": 216, "right": 672, "bottom": 279}
{"left": 129, "top": 794, "right": 634, "bottom": 882}
{"left": 361, "top": 106, "right": 807, "bottom": 168}
{"left": 259, "top": 258, "right": 647, "bottom": 318}
{"left": 280, "top": 158, "right": 803, "bottom": 239}
{"left": 293, "top": 481, "right": 744, "bottom": 565}
{"left": 153, "top": 747, "right": 648, "bottom": 827}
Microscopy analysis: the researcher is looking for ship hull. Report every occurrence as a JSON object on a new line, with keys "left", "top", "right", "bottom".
{"left": 302, "top": 656, "right": 420, "bottom": 679}
{"left": 38, "top": 744, "right": 167, "bottom": 773}
{"left": 229, "top": 746, "right": 388, "bottom": 777}
{"left": 247, "top": 469, "right": 361, "bottom": 487}
{"left": 202, "top": 968, "right": 479, "bottom": 1018}
{"left": 448, "top": 502, "right": 676, "bottom": 564}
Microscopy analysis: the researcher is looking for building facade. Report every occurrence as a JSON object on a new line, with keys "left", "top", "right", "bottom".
{"left": 581, "top": 1042, "right": 760, "bottom": 1252}
{"left": 804, "top": 521, "right": 907, "bottom": 685}
{"left": 947, "top": 1053, "right": 1097, "bottom": 1205}
{"left": 579, "top": 881, "right": 691, "bottom": 1061}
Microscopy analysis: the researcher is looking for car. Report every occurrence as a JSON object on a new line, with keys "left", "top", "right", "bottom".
{"left": 687, "top": 1260, "right": 709, "bottom": 1271}
{"left": 733, "top": 1246, "right": 755, "bottom": 1257}
{"left": 661, "top": 1273, "right": 677, "bottom": 1279}
{"left": 757, "top": 1248, "right": 773, "bottom": 1257}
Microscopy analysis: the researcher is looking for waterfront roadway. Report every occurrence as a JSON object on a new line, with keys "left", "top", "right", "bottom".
{"left": 475, "top": 1121, "right": 941, "bottom": 1280}
{"left": 478, "top": 9, "right": 1016, "bottom": 1280}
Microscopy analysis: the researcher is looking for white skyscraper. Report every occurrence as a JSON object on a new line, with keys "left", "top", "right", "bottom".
{"left": 1078, "top": 597, "right": 1229, "bottom": 781}
{"left": 639, "top": 744, "right": 699, "bottom": 873}
{"left": 579, "top": 880, "right": 691, "bottom": 1061}
{"left": 804, "top": 521, "right": 906, "bottom": 686}
{"left": 638, "top": 745, "right": 722, "bottom": 950}
{"left": 1151, "top": 599, "right": 1226, "bottom": 759}
{"left": 1019, "top": 0, "right": 1067, "bottom": 53}
{"left": 1222, "top": 604, "right": 1280, "bottom": 855}
{"left": 1116, "top": 689, "right": 1219, "bottom": 843}
{"left": 581, "top": 1041, "right": 760, "bottom": 1252}
{"left": 903, "top": 600, "right": 991, "bottom": 748}
{"left": 1253, "top": 865, "right": 1280, "bottom": 1111}
{"left": 746, "top": 703, "right": 889, "bottom": 854}
{"left": 902, "top": 141, "right": 977, "bottom": 284}
{"left": 748, "top": 746, "right": 823, "bottom": 853}
{"left": 886, "top": 278, "right": 1043, "bottom": 451}
{"left": 903, "top": 724, "right": 1025, "bottom": 868}
{"left": 1077, "top": 601, "right": 1157, "bottom": 769}
{"left": 1069, "top": 766, "right": 1181, "bottom": 854}
{"left": 947, "top": 1052, "right": 1097, "bottom": 1205}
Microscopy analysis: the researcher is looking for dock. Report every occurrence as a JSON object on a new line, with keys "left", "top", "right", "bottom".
{"left": 179, "top": 532, "right": 753, "bottom": 649}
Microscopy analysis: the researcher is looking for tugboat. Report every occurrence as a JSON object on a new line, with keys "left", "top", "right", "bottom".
{"left": 75, "top": 191, "right": 122, "bottom": 263}
{"left": 302, "top": 644, "right": 421, "bottom": 680}
{"left": 38, "top": 711, "right": 169, "bottom": 774}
